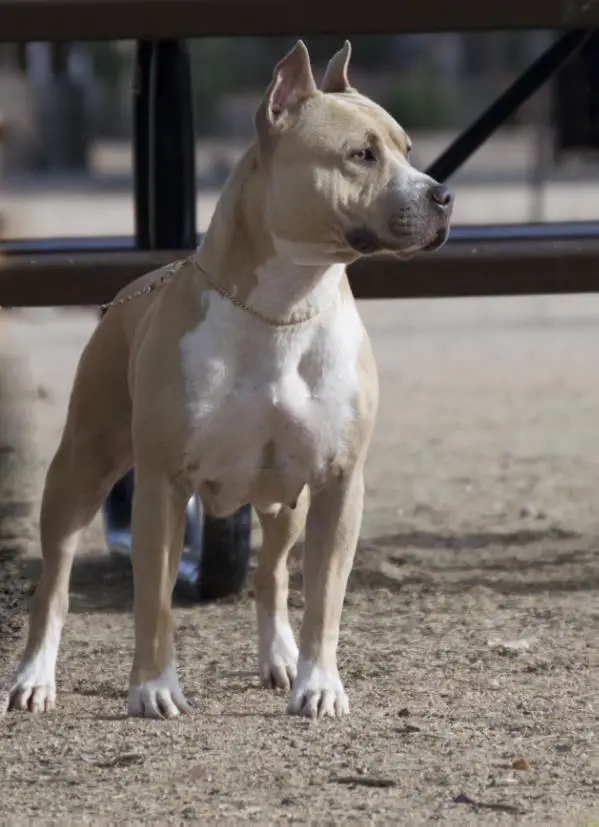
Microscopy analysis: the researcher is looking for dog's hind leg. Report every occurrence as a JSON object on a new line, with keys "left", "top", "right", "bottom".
{"left": 4, "top": 313, "right": 133, "bottom": 715}
{"left": 254, "top": 489, "right": 309, "bottom": 691}
{"left": 4, "top": 423, "right": 130, "bottom": 714}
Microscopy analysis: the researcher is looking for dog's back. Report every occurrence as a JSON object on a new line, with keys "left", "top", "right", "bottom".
{"left": 57, "top": 266, "right": 172, "bottom": 474}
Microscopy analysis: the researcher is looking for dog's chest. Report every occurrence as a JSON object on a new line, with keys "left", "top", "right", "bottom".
{"left": 179, "top": 293, "right": 363, "bottom": 508}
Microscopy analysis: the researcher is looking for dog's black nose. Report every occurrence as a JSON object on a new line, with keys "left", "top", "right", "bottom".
{"left": 429, "top": 184, "right": 454, "bottom": 209}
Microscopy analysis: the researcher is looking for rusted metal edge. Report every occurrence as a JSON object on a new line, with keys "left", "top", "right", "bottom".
{"left": 2, "top": 233, "right": 599, "bottom": 307}
{"left": 0, "top": 0, "right": 598, "bottom": 42}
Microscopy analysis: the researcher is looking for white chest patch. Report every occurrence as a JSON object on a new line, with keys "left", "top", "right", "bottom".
{"left": 179, "top": 260, "right": 363, "bottom": 516}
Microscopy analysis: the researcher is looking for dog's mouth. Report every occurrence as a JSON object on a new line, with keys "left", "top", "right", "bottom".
{"left": 344, "top": 225, "right": 450, "bottom": 257}
{"left": 421, "top": 227, "right": 450, "bottom": 253}
{"left": 344, "top": 227, "right": 384, "bottom": 255}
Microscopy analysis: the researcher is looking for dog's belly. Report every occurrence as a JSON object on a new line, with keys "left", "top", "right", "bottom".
{"left": 187, "top": 377, "right": 344, "bottom": 515}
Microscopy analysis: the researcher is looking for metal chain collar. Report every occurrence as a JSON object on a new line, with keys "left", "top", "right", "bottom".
{"left": 100, "top": 255, "right": 330, "bottom": 328}
{"left": 99, "top": 260, "right": 184, "bottom": 311}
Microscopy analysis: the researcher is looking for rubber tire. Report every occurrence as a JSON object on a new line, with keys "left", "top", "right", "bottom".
{"left": 196, "top": 506, "right": 253, "bottom": 602}
{"left": 103, "top": 471, "right": 252, "bottom": 603}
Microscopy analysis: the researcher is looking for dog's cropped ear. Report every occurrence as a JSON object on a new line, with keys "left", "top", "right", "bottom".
{"left": 255, "top": 40, "right": 317, "bottom": 137}
{"left": 321, "top": 40, "right": 352, "bottom": 94}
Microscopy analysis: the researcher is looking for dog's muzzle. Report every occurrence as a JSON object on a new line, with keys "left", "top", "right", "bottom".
{"left": 345, "top": 182, "right": 454, "bottom": 256}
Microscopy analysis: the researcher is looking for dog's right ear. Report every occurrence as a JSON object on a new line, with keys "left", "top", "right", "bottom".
{"left": 255, "top": 40, "right": 317, "bottom": 140}
{"left": 321, "top": 41, "right": 352, "bottom": 93}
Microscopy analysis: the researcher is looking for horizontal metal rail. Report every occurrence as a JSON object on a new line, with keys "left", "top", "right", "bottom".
{"left": 0, "top": 0, "right": 598, "bottom": 42}
{"left": 2, "top": 224, "right": 599, "bottom": 307}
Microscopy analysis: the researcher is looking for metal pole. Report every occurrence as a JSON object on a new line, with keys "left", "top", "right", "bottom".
{"left": 147, "top": 40, "right": 196, "bottom": 249}
{"left": 133, "top": 41, "right": 153, "bottom": 250}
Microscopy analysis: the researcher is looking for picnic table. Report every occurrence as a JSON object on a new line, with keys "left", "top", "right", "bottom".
{"left": 0, "top": 8, "right": 598, "bottom": 304}
{"left": 1, "top": 0, "right": 598, "bottom": 598}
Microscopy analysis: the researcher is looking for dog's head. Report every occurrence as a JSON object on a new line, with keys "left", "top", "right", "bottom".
{"left": 254, "top": 40, "right": 453, "bottom": 264}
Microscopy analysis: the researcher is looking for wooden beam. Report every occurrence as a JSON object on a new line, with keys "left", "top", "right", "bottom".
{"left": 2, "top": 233, "right": 599, "bottom": 307}
{"left": 0, "top": 0, "right": 598, "bottom": 42}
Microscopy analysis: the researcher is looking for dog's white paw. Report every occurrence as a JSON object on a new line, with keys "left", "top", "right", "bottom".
{"left": 128, "top": 662, "right": 191, "bottom": 719}
{"left": 258, "top": 613, "right": 298, "bottom": 691}
{"left": 288, "top": 657, "right": 349, "bottom": 718}
{"left": 5, "top": 679, "right": 56, "bottom": 714}
{"left": 4, "top": 634, "right": 60, "bottom": 714}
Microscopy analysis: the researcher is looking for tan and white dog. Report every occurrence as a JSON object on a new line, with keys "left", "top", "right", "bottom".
{"left": 4, "top": 41, "right": 453, "bottom": 719}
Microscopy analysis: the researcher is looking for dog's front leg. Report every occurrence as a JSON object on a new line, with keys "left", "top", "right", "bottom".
{"left": 255, "top": 490, "right": 309, "bottom": 690}
{"left": 127, "top": 463, "right": 190, "bottom": 719}
{"left": 288, "top": 464, "right": 364, "bottom": 719}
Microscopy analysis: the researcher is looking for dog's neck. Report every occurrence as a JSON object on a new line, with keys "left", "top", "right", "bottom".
{"left": 194, "top": 145, "right": 345, "bottom": 324}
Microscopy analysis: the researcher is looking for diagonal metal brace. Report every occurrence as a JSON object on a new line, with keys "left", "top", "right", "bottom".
{"left": 426, "top": 30, "right": 593, "bottom": 183}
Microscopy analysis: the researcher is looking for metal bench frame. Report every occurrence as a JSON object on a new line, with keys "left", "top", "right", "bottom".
{"left": 0, "top": 7, "right": 598, "bottom": 305}
{"left": 1, "top": 4, "right": 598, "bottom": 599}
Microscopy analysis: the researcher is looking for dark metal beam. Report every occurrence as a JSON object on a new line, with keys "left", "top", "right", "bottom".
{"left": 3, "top": 226, "right": 599, "bottom": 307}
{"left": 133, "top": 41, "right": 153, "bottom": 250}
{"left": 0, "top": 248, "right": 176, "bottom": 306}
{"left": 147, "top": 41, "right": 197, "bottom": 250}
{"left": 1, "top": 0, "right": 599, "bottom": 42}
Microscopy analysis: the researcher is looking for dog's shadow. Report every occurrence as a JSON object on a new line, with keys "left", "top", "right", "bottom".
{"left": 341, "top": 525, "right": 599, "bottom": 597}
{"left": 18, "top": 553, "right": 135, "bottom": 614}
{"left": 15, "top": 522, "right": 599, "bottom": 616}
{"left": 19, "top": 550, "right": 252, "bottom": 614}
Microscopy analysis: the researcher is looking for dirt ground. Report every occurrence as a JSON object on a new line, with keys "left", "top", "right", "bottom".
{"left": 1, "top": 294, "right": 599, "bottom": 825}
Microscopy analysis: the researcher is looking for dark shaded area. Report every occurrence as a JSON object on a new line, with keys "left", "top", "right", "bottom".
{"left": 453, "top": 791, "right": 527, "bottom": 816}
{"left": 10, "top": 515, "right": 599, "bottom": 623}
{"left": 12, "top": 516, "right": 593, "bottom": 618}
{"left": 19, "top": 546, "right": 252, "bottom": 616}
{"left": 0, "top": 361, "right": 31, "bottom": 684}
{"left": 344, "top": 526, "right": 599, "bottom": 597}
{"left": 289, "top": 528, "right": 598, "bottom": 600}
{"left": 371, "top": 525, "right": 580, "bottom": 550}
{"left": 554, "top": 34, "right": 599, "bottom": 159}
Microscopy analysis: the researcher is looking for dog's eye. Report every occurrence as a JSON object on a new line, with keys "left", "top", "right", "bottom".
{"left": 348, "top": 147, "right": 377, "bottom": 163}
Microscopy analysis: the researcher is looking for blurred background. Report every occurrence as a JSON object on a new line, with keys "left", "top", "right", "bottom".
{"left": 0, "top": 31, "right": 598, "bottom": 241}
